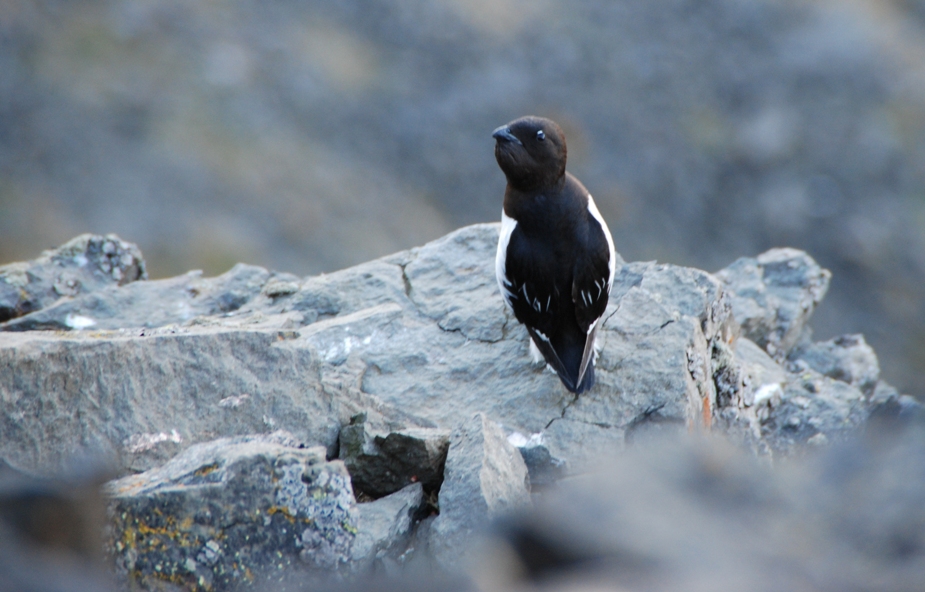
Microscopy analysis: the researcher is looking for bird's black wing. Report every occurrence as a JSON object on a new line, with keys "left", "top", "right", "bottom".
{"left": 501, "top": 226, "right": 579, "bottom": 388}
{"left": 570, "top": 212, "right": 614, "bottom": 389}
{"left": 502, "top": 227, "right": 561, "bottom": 338}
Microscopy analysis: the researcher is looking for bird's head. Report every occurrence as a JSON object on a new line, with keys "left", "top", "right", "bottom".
{"left": 493, "top": 116, "right": 567, "bottom": 191}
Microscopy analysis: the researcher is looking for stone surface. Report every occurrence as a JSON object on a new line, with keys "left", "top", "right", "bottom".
{"left": 486, "top": 429, "right": 925, "bottom": 591}
{"left": 339, "top": 416, "right": 449, "bottom": 498}
{"left": 717, "top": 248, "right": 831, "bottom": 358}
{"left": 0, "top": 459, "right": 115, "bottom": 592}
{"left": 0, "top": 264, "right": 289, "bottom": 332}
{"left": 0, "top": 234, "right": 146, "bottom": 325}
{"left": 0, "top": 224, "right": 909, "bottom": 585}
{"left": 0, "top": 224, "right": 893, "bottom": 480}
{"left": 350, "top": 483, "right": 425, "bottom": 572}
{"left": 0, "top": 325, "right": 341, "bottom": 475}
{"left": 105, "top": 432, "right": 358, "bottom": 591}
{"left": 428, "top": 413, "right": 530, "bottom": 573}
{"left": 761, "top": 369, "right": 868, "bottom": 453}
{"left": 507, "top": 431, "right": 568, "bottom": 488}
{"left": 789, "top": 333, "right": 880, "bottom": 396}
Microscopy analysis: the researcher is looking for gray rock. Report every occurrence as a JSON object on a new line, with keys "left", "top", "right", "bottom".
{"left": 736, "top": 337, "right": 789, "bottom": 394}
{"left": 350, "top": 483, "right": 425, "bottom": 571}
{"left": 789, "top": 333, "right": 880, "bottom": 396}
{"left": 0, "top": 324, "right": 341, "bottom": 474}
{"left": 486, "top": 431, "right": 925, "bottom": 592}
{"left": 339, "top": 417, "right": 449, "bottom": 499}
{"left": 507, "top": 431, "right": 568, "bottom": 488}
{"left": 0, "top": 459, "right": 115, "bottom": 592}
{"left": 548, "top": 260, "right": 737, "bottom": 465}
{"left": 717, "top": 248, "right": 831, "bottom": 358}
{"left": 0, "top": 264, "right": 288, "bottom": 332}
{"left": 428, "top": 413, "right": 530, "bottom": 573}
{"left": 0, "top": 234, "right": 146, "bottom": 325}
{"left": 761, "top": 369, "right": 867, "bottom": 453}
{"left": 1, "top": 224, "right": 868, "bottom": 478}
{"left": 709, "top": 337, "right": 787, "bottom": 454}
{"left": 105, "top": 432, "right": 358, "bottom": 591}
{"left": 0, "top": 223, "right": 905, "bottom": 585}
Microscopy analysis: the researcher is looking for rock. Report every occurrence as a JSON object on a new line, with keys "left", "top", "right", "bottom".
{"left": 736, "top": 337, "right": 789, "bottom": 393}
{"left": 339, "top": 416, "right": 450, "bottom": 498}
{"left": 0, "top": 234, "right": 146, "bottom": 325}
{"left": 548, "top": 260, "right": 737, "bottom": 466}
{"left": 0, "top": 325, "right": 341, "bottom": 474}
{"left": 485, "top": 430, "right": 925, "bottom": 591}
{"left": 716, "top": 248, "right": 831, "bottom": 358}
{"left": 760, "top": 368, "right": 867, "bottom": 453}
{"left": 350, "top": 483, "right": 425, "bottom": 572}
{"left": 709, "top": 337, "right": 786, "bottom": 454}
{"left": 0, "top": 224, "right": 909, "bottom": 586}
{"left": 428, "top": 413, "right": 530, "bottom": 573}
{"left": 105, "top": 432, "right": 358, "bottom": 591}
{"left": 507, "top": 431, "right": 568, "bottom": 488}
{"left": 0, "top": 459, "right": 115, "bottom": 592}
{"left": 789, "top": 333, "right": 880, "bottom": 396}
{"left": 0, "top": 264, "right": 290, "bottom": 332}
{"left": 0, "top": 224, "right": 879, "bottom": 478}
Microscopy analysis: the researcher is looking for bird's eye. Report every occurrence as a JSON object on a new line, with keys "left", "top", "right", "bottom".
{"left": 536, "top": 130, "right": 546, "bottom": 141}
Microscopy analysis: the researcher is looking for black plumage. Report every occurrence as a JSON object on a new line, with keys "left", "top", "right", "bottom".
{"left": 493, "top": 116, "right": 616, "bottom": 394}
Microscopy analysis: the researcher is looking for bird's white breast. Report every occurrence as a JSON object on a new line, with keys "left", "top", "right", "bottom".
{"left": 496, "top": 210, "right": 518, "bottom": 309}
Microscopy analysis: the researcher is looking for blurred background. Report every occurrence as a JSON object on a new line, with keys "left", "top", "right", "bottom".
{"left": 0, "top": 0, "right": 923, "bottom": 398}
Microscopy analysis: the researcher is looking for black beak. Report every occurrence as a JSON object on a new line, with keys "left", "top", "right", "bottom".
{"left": 492, "top": 125, "right": 522, "bottom": 146}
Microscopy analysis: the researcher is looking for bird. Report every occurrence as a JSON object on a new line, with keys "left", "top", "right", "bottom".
{"left": 493, "top": 116, "right": 616, "bottom": 394}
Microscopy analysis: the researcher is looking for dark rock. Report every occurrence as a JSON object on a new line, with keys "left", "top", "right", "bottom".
{"left": 428, "top": 413, "right": 530, "bottom": 573}
{"left": 339, "top": 416, "right": 449, "bottom": 498}
{"left": 0, "top": 234, "right": 146, "bottom": 325}
{"left": 105, "top": 432, "right": 358, "bottom": 591}
{"left": 717, "top": 248, "right": 831, "bottom": 358}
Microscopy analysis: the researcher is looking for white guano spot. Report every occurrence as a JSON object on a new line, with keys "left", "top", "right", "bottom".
{"left": 65, "top": 314, "right": 96, "bottom": 329}
{"left": 125, "top": 430, "right": 182, "bottom": 454}
{"left": 753, "top": 383, "right": 783, "bottom": 405}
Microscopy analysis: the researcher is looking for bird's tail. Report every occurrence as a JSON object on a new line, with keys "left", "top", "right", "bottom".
{"left": 529, "top": 327, "right": 595, "bottom": 394}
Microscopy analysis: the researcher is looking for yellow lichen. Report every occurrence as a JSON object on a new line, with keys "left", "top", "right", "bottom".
{"left": 194, "top": 462, "right": 220, "bottom": 477}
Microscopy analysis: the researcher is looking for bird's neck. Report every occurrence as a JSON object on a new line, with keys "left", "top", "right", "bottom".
{"left": 503, "top": 175, "right": 573, "bottom": 229}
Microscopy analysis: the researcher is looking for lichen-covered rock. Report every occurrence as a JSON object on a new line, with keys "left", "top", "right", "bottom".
{"left": 105, "top": 432, "right": 358, "bottom": 591}
{"left": 717, "top": 248, "right": 831, "bottom": 358}
{"left": 0, "top": 234, "right": 146, "bottom": 325}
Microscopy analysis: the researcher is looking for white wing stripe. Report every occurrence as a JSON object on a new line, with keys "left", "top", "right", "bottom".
{"left": 587, "top": 194, "right": 616, "bottom": 292}
{"left": 495, "top": 211, "right": 518, "bottom": 310}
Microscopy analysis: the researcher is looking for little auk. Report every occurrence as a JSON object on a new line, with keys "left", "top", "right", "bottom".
{"left": 493, "top": 116, "right": 616, "bottom": 394}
